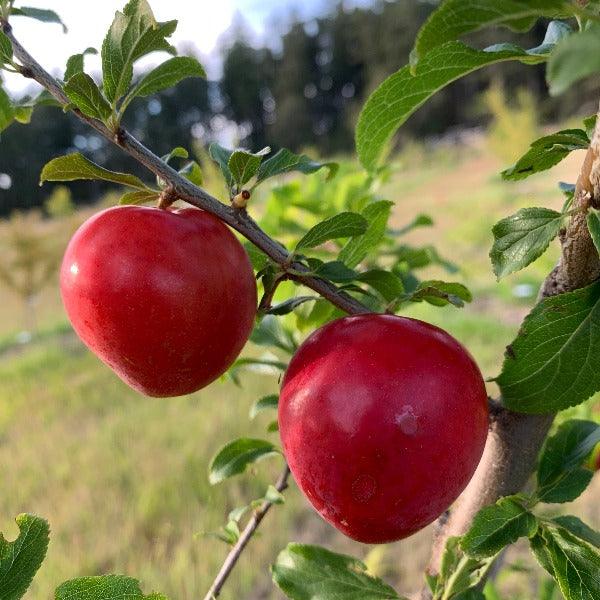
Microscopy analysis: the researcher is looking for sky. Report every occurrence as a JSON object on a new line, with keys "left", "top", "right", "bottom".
{"left": 2, "top": 0, "right": 368, "bottom": 92}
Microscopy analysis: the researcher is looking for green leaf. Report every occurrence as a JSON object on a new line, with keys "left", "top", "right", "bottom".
{"left": 228, "top": 147, "right": 270, "bottom": 188}
{"left": 212, "top": 520, "right": 240, "bottom": 545}
{"left": 228, "top": 358, "right": 288, "bottom": 386}
{"left": 454, "top": 590, "right": 486, "bottom": 600}
{"left": 40, "top": 153, "right": 147, "bottom": 189}
{"left": 101, "top": 0, "right": 177, "bottom": 103}
{"left": 339, "top": 201, "right": 394, "bottom": 268}
{"left": 394, "top": 245, "right": 458, "bottom": 274}
{"left": 411, "top": 280, "right": 472, "bottom": 308}
{"left": 208, "top": 143, "right": 234, "bottom": 189}
{"left": 244, "top": 243, "right": 269, "bottom": 272}
{"left": 412, "top": 0, "right": 569, "bottom": 63}
{"left": 11, "top": 6, "right": 67, "bottom": 32}
{"left": 10, "top": 90, "right": 61, "bottom": 125}
{"left": 267, "top": 296, "right": 318, "bottom": 316}
{"left": 0, "top": 514, "right": 49, "bottom": 600}
{"left": 64, "top": 48, "right": 97, "bottom": 82}
{"left": 552, "top": 516, "right": 600, "bottom": 548}
{"left": 63, "top": 73, "right": 112, "bottom": 121}
{"left": 296, "top": 212, "right": 368, "bottom": 250}
{"left": 531, "top": 525, "right": 600, "bottom": 600}
{"left": 502, "top": 130, "right": 589, "bottom": 181}
{"left": 251, "top": 315, "right": 296, "bottom": 354}
{"left": 490, "top": 207, "right": 564, "bottom": 279}
{"left": 249, "top": 394, "right": 279, "bottom": 419}
{"left": 357, "top": 41, "right": 552, "bottom": 171}
{"left": 547, "top": 24, "right": 600, "bottom": 96}
{"left": 179, "top": 161, "right": 203, "bottom": 186}
{"left": 0, "top": 30, "right": 13, "bottom": 63}
{"left": 127, "top": 56, "right": 206, "bottom": 99}
{"left": 587, "top": 210, "right": 600, "bottom": 257}
{"left": 228, "top": 505, "right": 249, "bottom": 523}
{"left": 0, "top": 84, "right": 15, "bottom": 133}
{"left": 536, "top": 420, "right": 600, "bottom": 503}
{"left": 356, "top": 270, "right": 405, "bottom": 302}
{"left": 272, "top": 543, "right": 403, "bottom": 600}
{"left": 583, "top": 115, "right": 597, "bottom": 138}
{"left": 162, "top": 147, "right": 188, "bottom": 163}
{"left": 208, "top": 438, "right": 279, "bottom": 485}
{"left": 440, "top": 537, "right": 463, "bottom": 582}
{"left": 461, "top": 497, "right": 538, "bottom": 558}
{"left": 256, "top": 148, "right": 338, "bottom": 183}
{"left": 394, "top": 213, "right": 433, "bottom": 236}
{"left": 313, "top": 260, "right": 357, "bottom": 283}
{"left": 498, "top": 282, "right": 600, "bottom": 413}
{"left": 158, "top": 148, "right": 203, "bottom": 186}
{"left": 426, "top": 537, "right": 495, "bottom": 599}
{"left": 264, "top": 484, "right": 285, "bottom": 504}
{"left": 55, "top": 575, "right": 168, "bottom": 600}
{"left": 118, "top": 190, "right": 159, "bottom": 205}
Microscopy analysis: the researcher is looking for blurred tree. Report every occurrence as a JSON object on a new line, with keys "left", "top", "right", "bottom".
{"left": 268, "top": 22, "right": 318, "bottom": 149}
{"left": 482, "top": 80, "right": 539, "bottom": 163}
{"left": 221, "top": 34, "right": 275, "bottom": 149}
{"left": 0, "top": 209, "right": 64, "bottom": 332}
{"left": 1, "top": 0, "right": 598, "bottom": 213}
{"left": 45, "top": 186, "right": 75, "bottom": 219}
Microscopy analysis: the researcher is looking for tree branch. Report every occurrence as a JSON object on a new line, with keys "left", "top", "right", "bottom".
{"left": 0, "top": 21, "right": 364, "bottom": 600}
{"left": 203, "top": 465, "right": 291, "bottom": 600}
{"left": 422, "top": 101, "right": 600, "bottom": 597}
{"left": 1, "top": 21, "right": 369, "bottom": 318}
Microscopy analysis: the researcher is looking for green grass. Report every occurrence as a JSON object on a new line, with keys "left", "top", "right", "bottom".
{"left": 1, "top": 140, "right": 599, "bottom": 600}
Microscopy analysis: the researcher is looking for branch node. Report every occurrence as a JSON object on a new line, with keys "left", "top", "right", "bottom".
{"left": 158, "top": 187, "right": 178, "bottom": 210}
{"left": 18, "top": 66, "right": 34, "bottom": 78}
{"left": 113, "top": 127, "right": 126, "bottom": 146}
{"left": 232, "top": 189, "right": 251, "bottom": 209}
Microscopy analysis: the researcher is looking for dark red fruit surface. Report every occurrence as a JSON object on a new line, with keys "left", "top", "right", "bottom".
{"left": 60, "top": 206, "right": 256, "bottom": 397}
{"left": 279, "top": 314, "right": 489, "bottom": 543}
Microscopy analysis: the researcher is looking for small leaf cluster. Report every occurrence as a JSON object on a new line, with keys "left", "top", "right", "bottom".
{"left": 0, "top": 513, "right": 169, "bottom": 599}
{"left": 206, "top": 375, "right": 284, "bottom": 545}
{"left": 0, "top": 8, "right": 64, "bottom": 133}
{"left": 266, "top": 416, "right": 600, "bottom": 600}
{"left": 0, "top": 0, "right": 205, "bottom": 135}
{"left": 71, "top": 0, "right": 205, "bottom": 128}
{"left": 219, "top": 160, "right": 471, "bottom": 330}
{"left": 433, "top": 419, "right": 600, "bottom": 600}
{"left": 209, "top": 142, "right": 337, "bottom": 200}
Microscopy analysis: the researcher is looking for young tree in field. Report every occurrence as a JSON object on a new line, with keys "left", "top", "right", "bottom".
{"left": 1, "top": 2, "right": 600, "bottom": 600}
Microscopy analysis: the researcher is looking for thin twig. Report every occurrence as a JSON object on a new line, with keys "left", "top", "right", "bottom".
{"left": 1, "top": 21, "right": 369, "bottom": 317}
{"left": 203, "top": 465, "right": 291, "bottom": 600}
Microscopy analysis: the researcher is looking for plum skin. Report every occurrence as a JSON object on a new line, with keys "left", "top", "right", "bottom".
{"left": 60, "top": 205, "right": 257, "bottom": 397}
{"left": 279, "top": 314, "right": 489, "bottom": 544}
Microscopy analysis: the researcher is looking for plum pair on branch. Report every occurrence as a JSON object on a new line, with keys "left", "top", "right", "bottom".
{"left": 5, "top": 13, "right": 600, "bottom": 600}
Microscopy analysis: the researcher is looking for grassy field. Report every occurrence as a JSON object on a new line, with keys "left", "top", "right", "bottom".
{"left": 1, "top": 137, "right": 599, "bottom": 600}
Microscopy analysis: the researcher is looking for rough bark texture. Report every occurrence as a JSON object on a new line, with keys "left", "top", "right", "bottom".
{"left": 423, "top": 104, "right": 600, "bottom": 597}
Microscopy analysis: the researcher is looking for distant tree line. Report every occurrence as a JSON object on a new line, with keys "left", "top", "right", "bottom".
{"left": 1, "top": 0, "right": 598, "bottom": 215}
